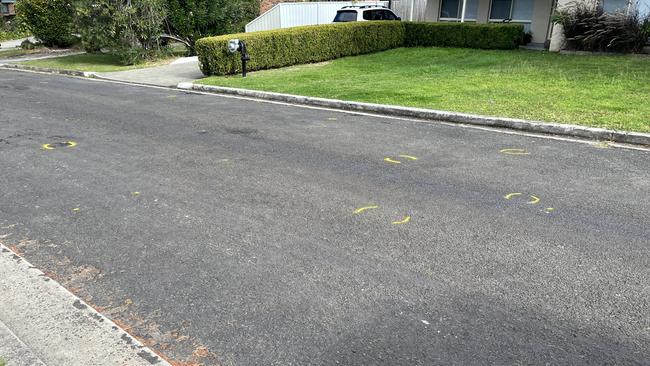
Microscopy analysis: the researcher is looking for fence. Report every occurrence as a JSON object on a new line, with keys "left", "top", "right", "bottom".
{"left": 390, "top": 0, "right": 428, "bottom": 21}
{"left": 245, "top": 1, "right": 390, "bottom": 32}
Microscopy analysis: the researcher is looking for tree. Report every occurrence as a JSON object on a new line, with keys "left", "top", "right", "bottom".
{"left": 74, "top": 0, "right": 166, "bottom": 64}
{"left": 16, "top": 0, "right": 76, "bottom": 47}
{"left": 74, "top": 0, "right": 116, "bottom": 52}
{"left": 164, "top": 0, "right": 259, "bottom": 51}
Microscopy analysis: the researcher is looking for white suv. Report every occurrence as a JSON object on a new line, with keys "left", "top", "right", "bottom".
{"left": 333, "top": 5, "right": 401, "bottom": 22}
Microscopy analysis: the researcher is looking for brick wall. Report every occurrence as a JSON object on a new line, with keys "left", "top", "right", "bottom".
{"left": 260, "top": 0, "right": 301, "bottom": 13}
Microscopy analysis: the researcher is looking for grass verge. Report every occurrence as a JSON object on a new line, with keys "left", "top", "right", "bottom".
{"left": 198, "top": 47, "right": 650, "bottom": 133}
{"left": 0, "top": 48, "right": 40, "bottom": 58}
{"left": 19, "top": 53, "right": 178, "bottom": 73}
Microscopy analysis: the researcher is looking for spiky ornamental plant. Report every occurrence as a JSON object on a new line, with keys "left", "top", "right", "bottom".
{"left": 554, "top": 0, "right": 650, "bottom": 52}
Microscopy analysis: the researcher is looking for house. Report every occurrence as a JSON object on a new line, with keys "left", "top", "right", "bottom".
{"left": 258, "top": 0, "right": 649, "bottom": 50}
{"left": 421, "top": 0, "right": 649, "bottom": 49}
{"left": 1, "top": 0, "right": 16, "bottom": 18}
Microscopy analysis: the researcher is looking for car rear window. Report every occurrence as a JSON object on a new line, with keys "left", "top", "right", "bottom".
{"left": 334, "top": 10, "right": 357, "bottom": 22}
{"left": 363, "top": 9, "right": 398, "bottom": 20}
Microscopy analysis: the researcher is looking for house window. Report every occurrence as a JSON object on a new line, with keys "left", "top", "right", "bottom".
{"left": 440, "top": 0, "right": 479, "bottom": 20}
{"left": 602, "top": 0, "right": 629, "bottom": 13}
{"left": 1, "top": 3, "right": 8, "bottom": 14}
{"left": 489, "top": 0, "right": 534, "bottom": 21}
{"left": 601, "top": 0, "right": 649, "bottom": 15}
{"left": 640, "top": 0, "right": 650, "bottom": 16}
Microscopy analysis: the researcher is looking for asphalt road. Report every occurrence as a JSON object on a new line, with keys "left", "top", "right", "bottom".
{"left": 1, "top": 70, "right": 649, "bottom": 365}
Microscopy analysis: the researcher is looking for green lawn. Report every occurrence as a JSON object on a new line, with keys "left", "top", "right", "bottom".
{"left": 199, "top": 47, "right": 650, "bottom": 133}
{"left": 20, "top": 53, "right": 177, "bottom": 73}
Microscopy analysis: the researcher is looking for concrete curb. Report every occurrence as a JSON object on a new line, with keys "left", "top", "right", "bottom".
{"left": 0, "top": 244, "right": 172, "bottom": 366}
{"left": 179, "top": 83, "right": 650, "bottom": 147}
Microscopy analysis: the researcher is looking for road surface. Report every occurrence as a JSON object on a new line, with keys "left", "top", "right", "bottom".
{"left": 0, "top": 70, "right": 648, "bottom": 365}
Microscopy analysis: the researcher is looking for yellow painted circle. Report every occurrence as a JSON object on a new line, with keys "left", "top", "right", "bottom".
{"left": 42, "top": 141, "right": 77, "bottom": 150}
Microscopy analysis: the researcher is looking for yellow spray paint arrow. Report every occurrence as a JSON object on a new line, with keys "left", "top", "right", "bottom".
{"left": 528, "top": 195, "right": 540, "bottom": 204}
{"left": 398, "top": 154, "right": 418, "bottom": 160}
{"left": 392, "top": 215, "right": 411, "bottom": 225}
{"left": 504, "top": 192, "right": 522, "bottom": 200}
{"left": 384, "top": 157, "right": 401, "bottom": 164}
{"left": 353, "top": 205, "right": 379, "bottom": 214}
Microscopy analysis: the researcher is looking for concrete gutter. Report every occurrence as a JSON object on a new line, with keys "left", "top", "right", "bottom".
{"left": 1, "top": 63, "right": 647, "bottom": 146}
{"left": 0, "top": 62, "right": 95, "bottom": 78}
{"left": 179, "top": 83, "right": 650, "bottom": 147}
{"left": 0, "top": 244, "right": 172, "bottom": 366}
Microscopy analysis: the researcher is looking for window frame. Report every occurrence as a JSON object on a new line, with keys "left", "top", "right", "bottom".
{"left": 438, "top": 0, "right": 479, "bottom": 21}
{"left": 488, "top": 0, "right": 533, "bottom": 23}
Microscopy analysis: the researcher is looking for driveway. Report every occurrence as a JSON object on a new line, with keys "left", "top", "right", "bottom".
{"left": 96, "top": 56, "right": 204, "bottom": 87}
{"left": 0, "top": 70, "right": 648, "bottom": 365}
{"left": 0, "top": 37, "right": 35, "bottom": 50}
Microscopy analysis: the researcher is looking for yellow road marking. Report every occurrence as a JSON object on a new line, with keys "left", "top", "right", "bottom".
{"left": 504, "top": 192, "right": 522, "bottom": 200}
{"left": 42, "top": 141, "right": 77, "bottom": 150}
{"left": 398, "top": 154, "right": 418, "bottom": 160}
{"left": 392, "top": 215, "right": 411, "bottom": 225}
{"left": 132, "top": 192, "right": 140, "bottom": 196}
{"left": 327, "top": 117, "right": 337, "bottom": 121}
{"left": 528, "top": 195, "right": 540, "bottom": 204}
{"left": 353, "top": 205, "right": 379, "bottom": 214}
{"left": 545, "top": 207, "right": 554, "bottom": 212}
{"left": 384, "top": 157, "right": 401, "bottom": 164}
{"left": 500, "top": 148, "right": 530, "bottom": 155}
{"left": 72, "top": 208, "right": 80, "bottom": 212}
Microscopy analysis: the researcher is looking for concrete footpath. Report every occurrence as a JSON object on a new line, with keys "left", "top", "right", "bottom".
{"left": 0, "top": 37, "right": 34, "bottom": 50}
{"left": 0, "top": 244, "right": 171, "bottom": 366}
{"left": 0, "top": 320, "right": 46, "bottom": 366}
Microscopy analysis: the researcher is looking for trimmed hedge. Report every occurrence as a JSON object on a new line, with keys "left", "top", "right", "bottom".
{"left": 404, "top": 22, "right": 523, "bottom": 49}
{"left": 196, "top": 21, "right": 523, "bottom": 76}
{"left": 196, "top": 21, "right": 404, "bottom": 76}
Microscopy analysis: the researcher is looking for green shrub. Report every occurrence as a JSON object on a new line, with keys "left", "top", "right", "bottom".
{"left": 196, "top": 21, "right": 405, "bottom": 75}
{"left": 111, "top": 0, "right": 167, "bottom": 65}
{"left": 404, "top": 22, "right": 523, "bottom": 49}
{"left": 0, "top": 18, "right": 30, "bottom": 42}
{"left": 16, "top": 0, "right": 75, "bottom": 47}
{"left": 74, "top": 0, "right": 116, "bottom": 52}
{"left": 196, "top": 21, "right": 524, "bottom": 76}
{"left": 74, "top": 0, "right": 167, "bottom": 65}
